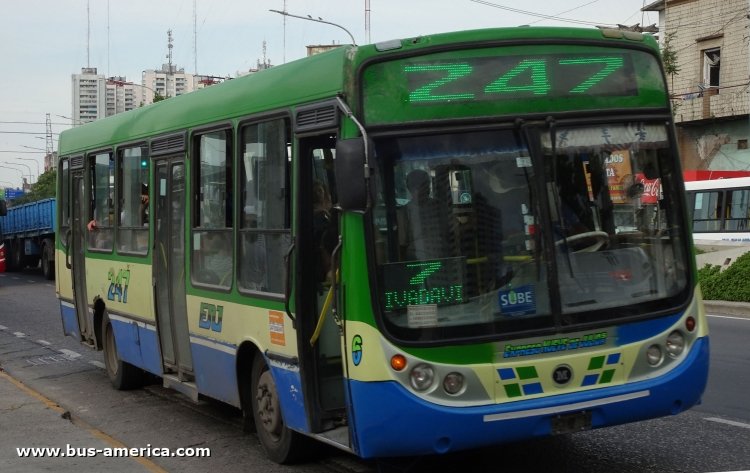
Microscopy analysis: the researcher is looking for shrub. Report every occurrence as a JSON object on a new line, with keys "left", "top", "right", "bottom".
{"left": 697, "top": 251, "right": 750, "bottom": 301}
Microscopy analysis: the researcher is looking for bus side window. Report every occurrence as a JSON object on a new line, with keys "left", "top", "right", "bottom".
{"left": 192, "top": 129, "right": 233, "bottom": 288}
{"left": 238, "top": 118, "right": 291, "bottom": 294}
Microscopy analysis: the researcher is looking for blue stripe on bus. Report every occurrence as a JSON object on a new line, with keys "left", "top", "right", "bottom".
{"left": 59, "top": 303, "right": 79, "bottom": 339}
{"left": 191, "top": 341, "right": 240, "bottom": 407}
{"left": 267, "top": 361, "right": 310, "bottom": 433}
{"left": 616, "top": 312, "right": 682, "bottom": 345}
{"left": 107, "top": 317, "right": 161, "bottom": 377}
{"left": 347, "top": 336, "right": 709, "bottom": 459}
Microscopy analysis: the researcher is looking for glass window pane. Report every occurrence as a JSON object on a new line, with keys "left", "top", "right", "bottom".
{"left": 89, "top": 151, "right": 114, "bottom": 250}
{"left": 197, "top": 131, "right": 231, "bottom": 229}
{"left": 117, "top": 146, "right": 149, "bottom": 254}
{"left": 239, "top": 118, "right": 290, "bottom": 295}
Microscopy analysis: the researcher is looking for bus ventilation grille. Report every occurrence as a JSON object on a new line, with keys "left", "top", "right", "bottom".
{"left": 295, "top": 104, "right": 338, "bottom": 132}
{"left": 151, "top": 133, "right": 186, "bottom": 156}
{"left": 70, "top": 156, "right": 84, "bottom": 169}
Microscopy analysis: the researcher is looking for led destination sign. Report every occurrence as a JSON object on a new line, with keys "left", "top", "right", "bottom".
{"left": 404, "top": 53, "right": 637, "bottom": 104}
{"left": 362, "top": 46, "right": 666, "bottom": 125}
{"left": 382, "top": 257, "right": 466, "bottom": 311}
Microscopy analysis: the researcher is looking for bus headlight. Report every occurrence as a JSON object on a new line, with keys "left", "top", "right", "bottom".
{"left": 646, "top": 344, "right": 663, "bottom": 366}
{"left": 410, "top": 363, "right": 435, "bottom": 391}
{"left": 443, "top": 372, "right": 465, "bottom": 395}
{"left": 665, "top": 331, "right": 685, "bottom": 358}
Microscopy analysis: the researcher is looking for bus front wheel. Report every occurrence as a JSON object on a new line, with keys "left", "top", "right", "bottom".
{"left": 250, "top": 354, "right": 310, "bottom": 464}
{"left": 102, "top": 314, "right": 144, "bottom": 390}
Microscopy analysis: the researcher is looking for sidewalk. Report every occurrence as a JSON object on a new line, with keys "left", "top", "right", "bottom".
{"left": 703, "top": 300, "right": 750, "bottom": 318}
{"left": 0, "top": 369, "right": 159, "bottom": 473}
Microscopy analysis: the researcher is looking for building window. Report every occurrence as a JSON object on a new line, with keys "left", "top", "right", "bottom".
{"left": 703, "top": 48, "right": 720, "bottom": 88}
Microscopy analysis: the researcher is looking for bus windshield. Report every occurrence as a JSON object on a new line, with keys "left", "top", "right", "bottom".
{"left": 371, "top": 122, "right": 690, "bottom": 342}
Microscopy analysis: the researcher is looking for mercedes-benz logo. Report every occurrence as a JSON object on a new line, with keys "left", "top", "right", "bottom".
{"left": 553, "top": 365, "right": 573, "bottom": 385}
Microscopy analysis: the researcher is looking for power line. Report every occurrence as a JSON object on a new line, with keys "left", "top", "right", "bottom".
{"left": 468, "top": 0, "right": 617, "bottom": 27}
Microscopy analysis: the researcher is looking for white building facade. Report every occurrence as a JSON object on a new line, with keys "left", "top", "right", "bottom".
{"left": 71, "top": 67, "right": 107, "bottom": 124}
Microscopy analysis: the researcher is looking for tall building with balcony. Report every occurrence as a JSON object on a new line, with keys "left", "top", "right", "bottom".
{"left": 71, "top": 67, "right": 107, "bottom": 125}
{"left": 72, "top": 69, "right": 140, "bottom": 125}
{"left": 141, "top": 64, "right": 196, "bottom": 104}
{"left": 644, "top": 0, "right": 750, "bottom": 171}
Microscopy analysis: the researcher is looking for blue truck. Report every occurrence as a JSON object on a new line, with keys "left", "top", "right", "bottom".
{"left": 0, "top": 198, "right": 56, "bottom": 279}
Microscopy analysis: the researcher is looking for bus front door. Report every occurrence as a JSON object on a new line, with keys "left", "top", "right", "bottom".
{"left": 69, "top": 171, "right": 96, "bottom": 346}
{"left": 153, "top": 159, "right": 194, "bottom": 382}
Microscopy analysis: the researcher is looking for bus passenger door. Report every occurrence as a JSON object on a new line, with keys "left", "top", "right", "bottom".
{"left": 153, "top": 159, "right": 194, "bottom": 380}
{"left": 69, "top": 170, "right": 96, "bottom": 345}
{"left": 296, "top": 134, "right": 347, "bottom": 436}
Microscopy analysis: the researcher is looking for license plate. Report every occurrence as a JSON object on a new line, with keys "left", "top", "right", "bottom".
{"left": 551, "top": 410, "right": 592, "bottom": 435}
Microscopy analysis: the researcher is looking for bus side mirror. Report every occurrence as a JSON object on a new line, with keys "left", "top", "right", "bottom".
{"left": 335, "top": 138, "right": 369, "bottom": 212}
{"left": 0, "top": 200, "right": 6, "bottom": 216}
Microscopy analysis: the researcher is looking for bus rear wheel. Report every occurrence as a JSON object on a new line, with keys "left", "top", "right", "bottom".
{"left": 102, "top": 314, "right": 144, "bottom": 390}
{"left": 251, "top": 354, "right": 311, "bottom": 464}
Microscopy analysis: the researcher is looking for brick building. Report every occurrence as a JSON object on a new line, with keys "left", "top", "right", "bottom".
{"left": 643, "top": 0, "right": 750, "bottom": 172}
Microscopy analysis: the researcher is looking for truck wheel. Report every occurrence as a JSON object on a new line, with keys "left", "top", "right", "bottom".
{"left": 102, "top": 313, "right": 144, "bottom": 390}
{"left": 41, "top": 240, "right": 55, "bottom": 280}
{"left": 9, "top": 240, "right": 23, "bottom": 271}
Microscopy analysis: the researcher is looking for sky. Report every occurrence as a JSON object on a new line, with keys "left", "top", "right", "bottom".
{"left": 0, "top": 0, "right": 659, "bottom": 189}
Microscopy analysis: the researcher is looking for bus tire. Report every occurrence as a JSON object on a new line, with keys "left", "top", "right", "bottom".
{"left": 41, "top": 239, "right": 54, "bottom": 280}
{"left": 102, "top": 313, "right": 144, "bottom": 390}
{"left": 251, "top": 354, "right": 311, "bottom": 464}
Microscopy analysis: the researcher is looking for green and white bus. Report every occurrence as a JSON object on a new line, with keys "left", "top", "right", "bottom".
{"left": 56, "top": 26, "right": 709, "bottom": 463}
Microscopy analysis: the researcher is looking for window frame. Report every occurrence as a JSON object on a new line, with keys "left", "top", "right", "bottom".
{"left": 87, "top": 148, "right": 115, "bottom": 253}
{"left": 190, "top": 123, "right": 234, "bottom": 291}
{"left": 236, "top": 113, "right": 292, "bottom": 299}
{"left": 115, "top": 142, "right": 150, "bottom": 256}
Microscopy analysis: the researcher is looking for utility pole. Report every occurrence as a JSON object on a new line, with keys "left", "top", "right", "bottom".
{"left": 45, "top": 113, "right": 53, "bottom": 157}
{"left": 365, "top": 0, "right": 371, "bottom": 44}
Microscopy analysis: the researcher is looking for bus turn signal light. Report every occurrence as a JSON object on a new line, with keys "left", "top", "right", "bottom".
{"left": 391, "top": 354, "right": 407, "bottom": 371}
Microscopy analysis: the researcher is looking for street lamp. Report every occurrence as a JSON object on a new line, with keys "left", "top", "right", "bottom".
{"left": 2, "top": 162, "right": 33, "bottom": 184}
{"left": 0, "top": 165, "right": 24, "bottom": 187}
{"left": 269, "top": 9, "right": 357, "bottom": 45}
{"left": 13, "top": 159, "right": 39, "bottom": 182}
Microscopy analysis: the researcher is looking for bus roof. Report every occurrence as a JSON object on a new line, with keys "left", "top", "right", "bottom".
{"left": 58, "top": 45, "right": 351, "bottom": 155}
{"left": 59, "top": 26, "right": 658, "bottom": 156}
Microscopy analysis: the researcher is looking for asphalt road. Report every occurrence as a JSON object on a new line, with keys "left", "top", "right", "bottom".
{"left": 1, "top": 268, "right": 749, "bottom": 473}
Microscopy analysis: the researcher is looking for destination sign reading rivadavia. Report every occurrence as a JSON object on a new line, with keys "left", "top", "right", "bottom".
{"left": 404, "top": 53, "right": 637, "bottom": 104}
{"left": 382, "top": 257, "right": 466, "bottom": 311}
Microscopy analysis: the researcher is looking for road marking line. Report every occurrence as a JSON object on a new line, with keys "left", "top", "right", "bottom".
{"left": 0, "top": 371, "right": 167, "bottom": 473}
{"left": 707, "top": 314, "right": 750, "bottom": 321}
{"left": 0, "top": 325, "right": 7, "bottom": 330}
{"left": 705, "top": 417, "right": 750, "bottom": 430}
{"left": 89, "top": 361, "right": 106, "bottom": 369}
{"left": 13, "top": 332, "right": 26, "bottom": 338}
{"left": 37, "top": 340, "right": 52, "bottom": 346}
{"left": 58, "top": 349, "right": 82, "bottom": 359}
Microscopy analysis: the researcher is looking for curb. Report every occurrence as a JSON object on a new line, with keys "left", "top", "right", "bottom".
{"left": 703, "top": 300, "right": 750, "bottom": 319}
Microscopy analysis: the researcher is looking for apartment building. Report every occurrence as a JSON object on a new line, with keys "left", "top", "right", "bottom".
{"left": 140, "top": 64, "right": 197, "bottom": 104}
{"left": 71, "top": 67, "right": 107, "bottom": 124}
{"left": 644, "top": 0, "right": 750, "bottom": 171}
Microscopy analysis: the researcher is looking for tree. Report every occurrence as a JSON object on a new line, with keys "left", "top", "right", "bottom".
{"left": 153, "top": 91, "right": 168, "bottom": 103}
{"left": 12, "top": 169, "right": 56, "bottom": 205}
{"left": 662, "top": 32, "right": 680, "bottom": 88}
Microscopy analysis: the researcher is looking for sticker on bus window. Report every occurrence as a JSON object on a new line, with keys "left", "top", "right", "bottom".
{"left": 498, "top": 285, "right": 536, "bottom": 316}
{"left": 407, "top": 304, "right": 438, "bottom": 328}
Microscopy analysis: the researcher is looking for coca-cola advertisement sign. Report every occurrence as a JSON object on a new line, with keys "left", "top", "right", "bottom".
{"left": 636, "top": 173, "right": 661, "bottom": 204}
